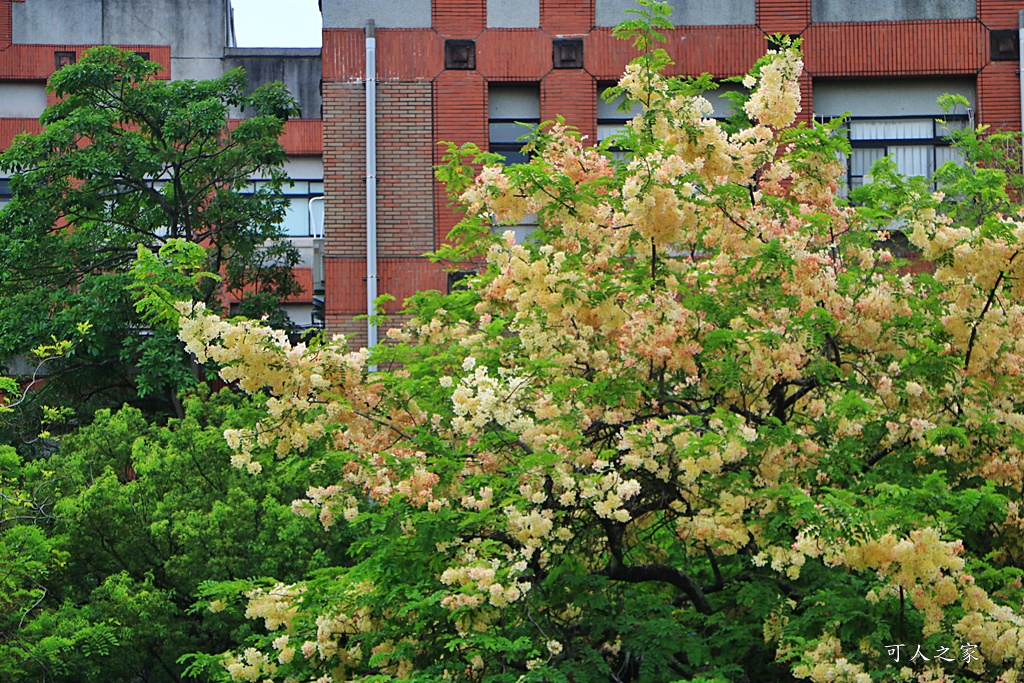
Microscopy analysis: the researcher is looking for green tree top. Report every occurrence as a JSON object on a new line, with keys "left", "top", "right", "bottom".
{"left": 0, "top": 46, "right": 303, "bottom": 425}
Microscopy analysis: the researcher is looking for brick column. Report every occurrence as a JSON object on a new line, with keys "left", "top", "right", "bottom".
{"left": 978, "top": 0, "right": 1024, "bottom": 29}
{"left": 1, "top": 1, "right": 11, "bottom": 50}
{"left": 322, "top": 81, "right": 368, "bottom": 338}
{"left": 541, "top": 0, "right": 593, "bottom": 35}
{"left": 434, "top": 0, "right": 486, "bottom": 37}
{"left": 433, "top": 69, "right": 488, "bottom": 248}
{"left": 978, "top": 62, "right": 1022, "bottom": 131}
{"left": 541, "top": 69, "right": 597, "bottom": 142}
{"left": 756, "top": 0, "right": 811, "bottom": 35}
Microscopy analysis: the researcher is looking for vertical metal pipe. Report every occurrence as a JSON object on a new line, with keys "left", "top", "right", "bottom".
{"left": 365, "top": 20, "right": 379, "bottom": 357}
{"left": 1019, "top": 12, "right": 1023, "bottom": 173}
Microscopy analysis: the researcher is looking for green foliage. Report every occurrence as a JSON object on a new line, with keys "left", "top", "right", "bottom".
{"left": 0, "top": 46, "right": 302, "bottom": 426}
{"left": 0, "top": 388, "right": 349, "bottom": 682}
{"left": 167, "top": 4, "right": 1024, "bottom": 682}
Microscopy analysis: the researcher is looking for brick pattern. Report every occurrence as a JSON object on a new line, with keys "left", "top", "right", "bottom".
{"left": 0, "top": 44, "right": 172, "bottom": 80}
{"left": 379, "top": 30, "right": 444, "bottom": 80}
{"left": 322, "top": 82, "right": 366, "bottom": 261}
{"left": 323, "top": 29, "right": 366, "bottom": 82}
{"left": 432, "top": 69, "right": 487, "bottom": 247}
{"left": 541, "top": 0, "right": 593, "bottom": 36}
{"left": 477, "top": 29, "right": 551, "bottom": 80}
{"left": 325, "top": 256, "right": 368, "bottom": 315}
{"left": 228, "top": 118, "right": 323, "bottom": 156}
{"left": 326, "top": 314, "right": 368, "bottom": 348}
{"left": 541, "top": 69, "right": 596, "bottom": 141}
{"left": 1, "top": 1, "right": 11, "bottom": 50}
{"left": 978, "top": 0, "right": 1024, "bottom": 29}
{"left": 757, "top": 0, "right": 811, "bottom": 34}
{"left": 978, "top": 62, "right": 1022, "bottom": 130}
{"left": 279, "top": 119, "right": 324, "bottom": 156}
{"left": 323, "top": 256, "right": 444, "bottom": 324}
{"left": 377, "top": 83, "right": 436, "bottom": 258}
{"left": 0, "top": 117, "right": 41, "bottom": 148}
{"left": 324, "top": 29, "right": 444, "bottom": 83}
{"left": 796, "top": 73, "right": 812, "bottom": 124}
{"left": 804, "top": 20, "right": 986, "bottom": 76}
{"left": 434, "top": 0, "right": 486, "bottom": 37}
{"left": 379, "top": 257, "right": 446, "bottom": 313}
{"left": 586, "top": 26, "right": 766, "bottom": 79}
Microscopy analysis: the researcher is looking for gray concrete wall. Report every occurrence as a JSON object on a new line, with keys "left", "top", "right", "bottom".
{"left": 488, "top": 0, "right": 539, "bottom": 28}
{"left": 102, "top": 0, "right": 228, "bottom": 59}
{"left": 0, "top": 82, "right": 49, "bottom": 118}
{"left": 14, "top": 0, "right": 232, "bottom": 81}
{"left": 224, "top": 48, "right": 322, "bottom": 119}
{"left": 171, "top": 58, "right": 228, "bottom": 81}
{"left": 812, "top": 0, "right": 974, "bottom": 23}
{"left": 596, "top": 0, "right": 755, "bottom": 27}
{"left": 13, "top": 0, "right": 103, "bottom": 44}
{"left": 322, "top": 0, "right": 431, "bottom": 29}
{"left": 814, "top": 78, "right": 976, "bottom": 118}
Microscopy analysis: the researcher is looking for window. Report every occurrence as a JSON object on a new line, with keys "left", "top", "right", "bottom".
{"left": 812, "top": 78, "right": 976, "bottom": 194}
{"left": 248, "top": 180, "right": 324, "bottom": 237}
{"left": 0, "top": 180, "right": 10, "bottom": 210}
{"left": 597, "top": 85, "right": 644, "bottom": 157}
{"left": 597, "top": 82, "right": 746, "bottom": 156}
{"left": 488, "top": 83, "right": 540, "bottom": 165}
{"left": 842, "top": 116, "right": 967, "bottom": 191}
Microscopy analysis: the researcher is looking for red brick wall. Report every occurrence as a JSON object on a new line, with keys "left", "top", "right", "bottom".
{"left": 318, "top": 0, "right": 1024, "bottom": 336}
{"left": 323, "top": 82, "right": 366, "bottom": 261}
{"left": 378, "top": 30, "right": 444, "bottom": 80}
{"left": 586, "top": 26, "right": 765, "bottom": 79}
{"left": 278, "top": 119, "right": 324, "bottom": 156}
{"left": 1, "top": 1, "right": 11, "bottom": 50}
{"left": 978, "top": 62, "right": 1022, "bottom": 130}
{"left": 477, "top": 29, "right": 551, "bottom": 80}
{"left": 323, "top": 29, "right": 365, "bottom": 82}
{"left": 757, "top": 0, "right": 810, "bottom": 34}
{"left": 434, "top": 0, "right": 486, "bottom": 37}
{"left": 542, "top": 69, "right": 596, "bottom": 141}
{"left": 804, "top": 20, "right": 986, "bottom": 76}
{"left": 324, "top": 256, "right": 368, "bottom": 319}
{"left": 433, "top": 69, "right": 487, "bottom": 247}
{"left": 377, "top": 83, "right": 436, "bottom": 258}
{"left": 978, "top": 0, "right": 1024, "bottom": 29}
{"left": 0, "top": 117, "right": 41, "bottom": 148}
{"left": 0, "top": 44, "right": 172, "bottom": 80}
{"left": 542, "top": 0, "right": 593, "bottom": 35}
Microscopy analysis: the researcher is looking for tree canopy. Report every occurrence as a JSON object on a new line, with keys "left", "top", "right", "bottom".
{"left": 0, "top": 388, "right": 348, "bottom": 683}
{"left": 0, "top": 46, "right": 302, "bottom": 427}
{"left": 170, "top": 7, "right": 1024, "bottom": 683}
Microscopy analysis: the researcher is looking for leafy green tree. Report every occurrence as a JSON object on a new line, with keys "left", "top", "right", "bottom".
{"left": 0, "top": 46, "right": 302, "bottom": 427}
{"left": 174, "top": 4, "right": 1024, "bottom": 683}
{"left": 1, "top": 388, "right": 349, "bottom": 683}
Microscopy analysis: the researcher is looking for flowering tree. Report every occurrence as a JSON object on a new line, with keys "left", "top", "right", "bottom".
{"left": 179, "top": 4, "right": 1024, "bottom": 682}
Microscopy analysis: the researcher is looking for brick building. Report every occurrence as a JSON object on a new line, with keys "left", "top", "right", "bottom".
{"left": 320, "top": 0, "right": 1024, "bottom": 345}
{"left": 2, "top": 1, "right": 1023, "bottom": 346}
{"left": 0, "top": 0, "right": 324, "bottom": 327}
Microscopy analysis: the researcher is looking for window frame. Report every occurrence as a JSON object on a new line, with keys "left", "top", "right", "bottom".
{"left": 818, "top": 114, "right": 969, "bottom": 193}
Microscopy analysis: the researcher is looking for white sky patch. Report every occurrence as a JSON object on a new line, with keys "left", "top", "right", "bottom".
{"left": 232, "top": 0, "right": 322, "bottom": 48}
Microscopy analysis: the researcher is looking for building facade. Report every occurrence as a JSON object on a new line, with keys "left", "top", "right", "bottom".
{"left": 0, "top": 0, "right": 324, "bottom": 327}
{"left": 320, "top": 0, "right": 1024, "bottom": 344}
{"left": 2, "top": 0, "right": 1023, "bottom": 345}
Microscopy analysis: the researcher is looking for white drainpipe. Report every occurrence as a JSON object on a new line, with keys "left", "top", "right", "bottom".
{"left": 365, "top": 20, "right": 379, "bottom": 360}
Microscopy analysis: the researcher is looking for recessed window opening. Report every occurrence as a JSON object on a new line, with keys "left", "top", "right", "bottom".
{"left": 488, "top": 83, "right": 540, "bottom": 165}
